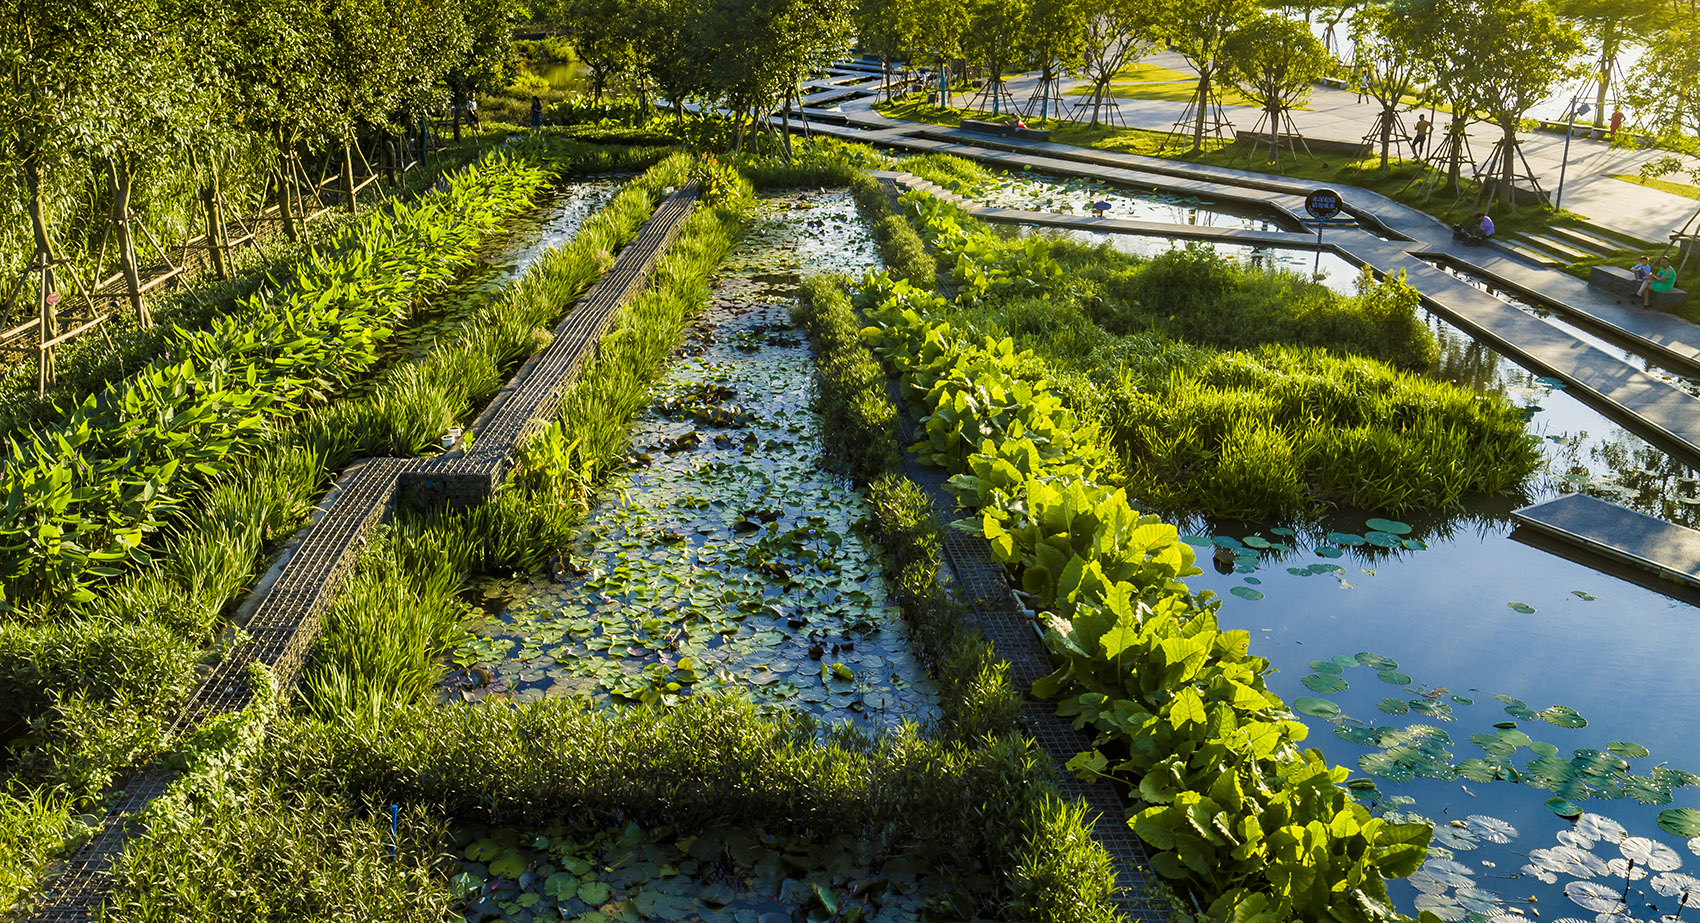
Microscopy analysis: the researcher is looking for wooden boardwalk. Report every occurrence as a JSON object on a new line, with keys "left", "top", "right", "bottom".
{"left": 1513, "top": 494, "right": 1700, "bottom": 589}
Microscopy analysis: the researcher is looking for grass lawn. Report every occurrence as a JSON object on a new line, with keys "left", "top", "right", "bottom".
{"left": 1611, "top": 173, "right": 1700, "bottom": 202}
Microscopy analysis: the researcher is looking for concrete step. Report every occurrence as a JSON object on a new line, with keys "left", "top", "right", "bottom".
{"left": 1498, "top": 234, "right": 1569, "bottom": 267}
{"left": 1549, "top": 225, "right": 1635, "bottom": 257}
{"left": 1575, "top": 220, "right": 1660, "bottom": 251}
{"left": 1513, "top": 232, "right": 1600, "bottom": 264}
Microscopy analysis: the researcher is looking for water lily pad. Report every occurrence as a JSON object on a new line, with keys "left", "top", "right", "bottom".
{"left": 1378, "top": 698, "right": 1410, "bottom": 715}
{"left": 1180, "top": 534, "right": 1212, "bottom": 546}
{"left": 1360, "top": 751, "right": 1417, "bottom": 782}
{"left": 1547, "top": 797, "right": 1585, "bottom": 818}
{"left": 1659, "top": 809, "right": 1700, "bottom": 838}
{"left": 1621, "top": 836, "right": 1683, "bottom": 871}
{"left": 1243, "top": 576, "right": 1262, "bottom": 585}
{"left": 1651, "top": 872, "right": 1700, "bottom": 905}
{"left": 1540, "top": 705, "right": 1588, "bottom": 728}
{"left": 1607, "top": 741, "right": 1649, "bottom": 759}
{"left": 1316, "top": 545, "right": 1343, "bottom": 558}
{"left": 1212, "top": 536, "right": 1244, "bottom": 549}
{"left": 1355, "top": 651, "right": 1399, "bottom": 670}
{"left": 1271, "top": 527, "right": 1295, "bottom": 536}
{"left": 1508, "top": 601, "right": 1537, "bottom": 614}
{"left": 1565, "top": 881, "right": 1622, "bottom": 913}
{"left": 1303, "top": 673, "right": 1348, "bottom": 693}
{"left": 1365, "top": 518, "right": 1413, "bottom": 535}
{"left": 1463, "top": 814, "right": 1518, "bottom": 844}
{"left": 578, "top": 881, "right": 612, "bottom": 904}
{"left": 1242, "top": 535, "right": 1271, "bottom": 549}
{"left": 1378, "top": 670, "right": 1412, "bottom": 685}
{"left": 1230, "top": 586, "right": 1265, "bottom": 601}
{"left": 1572, "top": 590, "right": 1597, "bottom": 600}
{"left": 1335, "top": 724, "right": 1381, "bottom": 744}
{"left": 1363, "top": 531, "right": 1402, "bottom": 548}
{"left": 1310, "top": 660, "right": 1344, "bottom": 674}
{"left": 1327, "top": 532, "right": 1365, "bottom": 546}
{"left": 1293, "top": 696, "right": 1342, "bottom": 718}
{"left": 1401, "top": 538, "right": 1428, "bottom": 551}
{"left": 1576, "top": 813, "right": 1629, "bottom": 843}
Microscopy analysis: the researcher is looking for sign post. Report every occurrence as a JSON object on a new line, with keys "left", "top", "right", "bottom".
{"left": 1304, "top": 188, "right": 1342, "bottom": 280}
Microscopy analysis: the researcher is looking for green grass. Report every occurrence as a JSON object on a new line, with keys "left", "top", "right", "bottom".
{"left": 893, "top": 181, "right": 1540, "bottom": 519}
{"left": 1611, "top": 172, "right": 1700, "bottom": 202}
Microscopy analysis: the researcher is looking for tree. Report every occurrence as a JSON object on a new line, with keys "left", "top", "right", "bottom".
{"left": 1627, "top": 21, "right": 1700, "bottom": 147}
{"left": 1349, "top": 1, "right": 1428, "bottom": 170}
{"left": 905, "top": 0, "right": 968, "bottom": 106}
{"left": 855, "top": 0, "right": 917, "bottom": 101}
{"left": 448, "top": 0, "right": 524, "bottom": 139}
{"left": 1159, "top": 0, "right": 1257, "bottom": 151}
{"left": 1458, "top": 0, "right": 1584, "bottom": 207}
{"left": 1022, "top": 0, "right": 1086, "bottom": 122}
{"left": 565, "top": 0, "right": 638, "bottom": 104}
{"left": 1556, "top": 0, "right": 1664, "bottom": 132}
{"left": 963, "top": 0, "right": 1032, "bottom": 116}
{"left": 1401, "top": 0, "right": 1486, "bottom": 193}
{"left": 633, "top": 0, "right": 709, "bottom": 122}
{"left": 1222, "top": 13, "right": 1327, "bottom": 167}
{"left": 1072, "top": 0, "right": 1160, "bottom": 127}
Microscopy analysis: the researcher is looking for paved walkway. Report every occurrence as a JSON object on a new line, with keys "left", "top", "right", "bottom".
{"left": 796, "top": 110, "right": 1700, "bottom": 468}
{"left": 841, "top": 55, "right": 1700, "bottom": 246}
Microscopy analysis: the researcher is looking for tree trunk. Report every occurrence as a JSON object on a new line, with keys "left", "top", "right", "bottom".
{"left": 452, "top": 85, "right": 464, "bottom": 142}
{"left": 1594, "top": 29, "right": 1617, "bottom": 130}
{"left": 108, "top": 160, "right": 149, "bottom": 327}
{"left": 278, "top": 152, "right": 299, "bottom": 242}
{"left": 1446, "top": 114, "right": 1467, "bottom": 193}
{"left": 1380, "top": 100, "right": 1394, "bottom": 170}
{"left": 781, "top": 89, "right": 793, "bottom": 160}
{"left": 23, "top": 150, "right": 58, "bottom": 392}
{"left": 1192, "top": 69, "right": 1211, "bottom": 152}
{"left": 342, "top": 141, "right": 358, "bottom": 212}
{"left": 201, "top": 178, "right": 228, "bottom": 281}
{"left": 1500, "top": 122, "right": 1517, "bottom": 207}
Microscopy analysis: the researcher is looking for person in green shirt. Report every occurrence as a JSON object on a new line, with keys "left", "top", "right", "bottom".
{"left": 1640, "top": 256, "right": 1678, "bottom": 308}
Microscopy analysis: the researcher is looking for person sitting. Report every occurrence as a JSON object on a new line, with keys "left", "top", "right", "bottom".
{"left": 1014, "top": 117, "right": 1028, "bottom": 131}
{"left": 1633, "top": 255, "right": 1653, "bottom": 281}
{"left": 1639, "top": 256, "right": 1678, "bottom": 308}
{"left": 1454, "top": 212, "right": 1494, "bottom": 245}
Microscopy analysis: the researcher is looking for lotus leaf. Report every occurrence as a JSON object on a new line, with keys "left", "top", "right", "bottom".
{"left": 1293, "top": 696, "right": 1342, "bottom": 718}
{"left": 1230, "top": 586, "right": 1265, "bottom": 600}
{"left": 1365, "top": 518, "right": 1413, "bottom": 534}
{"left": 1355, "top": 651, "right": 1399, "bottom": 670}
{"left": 1180, "top": 534, "right": 1212, "bottom": 546}
{"left": 1471, "top": 733, "right": 1516, "bottom": 757}
{"left": 1623, "top": 775, "right": 1673, "bottom": 805}
{"left": 1336, "top": 724, "right": 1381, "bottom": 744}
{"left": 1621, "top": 837, "right": 1683, "bottom": 871}
{"left": 1242, "top": 535, "right": 1271, "bottom": 549}
{"left": 1496, "top": 728, "right": 1533, "bottom": 748}
{"left": 1541, "top": 705, "right": 1588, "bottom": 728}
{"left": 1401, "top": 538, "right": 1428, "bottom": 550}
{"left": 1659, "top": 810, "right": 1700, "bottom": 838}
{"left": 1572, "top": 590, "right": 1597, "bottom": 600}
{"left": 1378, "top": 698, "right": 1410, "bottom": 715}
{"left": 1364, "top": 531, "right": 1402, "bottom": 548}
{"left": 1564, "top": 880, "right": 1624, "bottom": 912}
{"left": 1652, "top": 871, "right": 1700, "bottom": 905}
{"left": 1302, "top": 673, "right": 1347, "bottom": 692}
{"left": 1576, "top": 813, "right": 1629, "bottom": 844}
{"left": 1379, "top": 670, "right": 1412, "bottom": 685}
{"left": 1547, "top": 798, "right": 1585, "bottom": 818}
{"left": 1310, "top": 660, "right": 1344, "bottom": 674}
{"left": 1412, "top": 894, "right": 1465, "bottom": 921}
{"left": 1508, "top": 601, "right": 1537, "bottom": 614}
{"left": 489, "top": 852, "right": 529, "bottom": 879}
{"left": 1316, "top": 546, "right": 1343, "bottom": 558}
{"left": 1456, "top": 759, "right": 1499, "bottom": 783}
{"left": 1327, "top": 532, "right": 1365, "bottom": 546}
{"left": 578, "top": 881, "right": 612, "bottom": 904}
{"left": 1607, "top": 741, "right": 1649, "bottom": 759}
{"left": 1463, "top": 815, "right": 1517, "bottom": 844}
{"left": 1430, "top": 825, "right": 1479, "bottom": 850}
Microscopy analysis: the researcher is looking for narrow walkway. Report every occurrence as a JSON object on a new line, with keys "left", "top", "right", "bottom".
{"left": 808, "top": 119, "right": 1700, "bottom": 467}
{"left": 24, "top": 185, "right": 703, "bottom": 923}
{"left": 1513, "top": 494, "right": 1700, "bottom": 590}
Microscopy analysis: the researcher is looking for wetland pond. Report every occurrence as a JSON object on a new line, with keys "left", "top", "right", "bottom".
{"left": 447, "top": 190, "right": 939, "bottom": 730}
{"left": 443, "top": 175, "right": 1700, "bottom": 923}
{"left": 984, "top": 170, "right": 1700, "bottom": 922}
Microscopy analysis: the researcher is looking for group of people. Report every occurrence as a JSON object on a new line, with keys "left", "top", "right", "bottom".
{"left": 1634, "top": 255, "right": 1679, "bottom": 307}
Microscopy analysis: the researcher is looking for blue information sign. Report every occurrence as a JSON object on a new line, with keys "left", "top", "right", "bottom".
{"left": 1305, "top": 188, "right": 1343, "bottom": 220}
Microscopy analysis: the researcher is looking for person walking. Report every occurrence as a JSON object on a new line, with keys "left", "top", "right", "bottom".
{"left": 467, "top": 96, "right": 480, "bottom": 129}
{"left": 1609, "top": 108, "right": 1625, "bottom": 142}
{"left": 1412, "top": 114, "right": 1432, "bottom": 157}
{"left": 530, "top": 96, "right": 543, "bottom": 132}
{"left": 1357, "top": 73, "right": 1370, "bottom": 103}
{"left": 1639, "top": 256, "right": 1677, "bottom": 308}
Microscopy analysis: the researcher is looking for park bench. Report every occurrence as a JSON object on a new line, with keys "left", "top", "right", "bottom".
{"left": 958, "top": 118, "right": 1052, "bottom": 142}
{"left": 1589, "top": 265, "right": 1690, "bottom": 310}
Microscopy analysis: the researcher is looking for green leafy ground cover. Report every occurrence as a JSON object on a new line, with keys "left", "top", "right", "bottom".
{"left": 892, "top": 187, "right": 1539, "bottom": 519}
{"left": 0, "top": 148, "right": 688, "bottom": 915}
{"left": 855, "top": 270, "right": 1433, "bottom": 922}
{"left": 98, "top": 157, "right": 1126, "bottom": 922}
